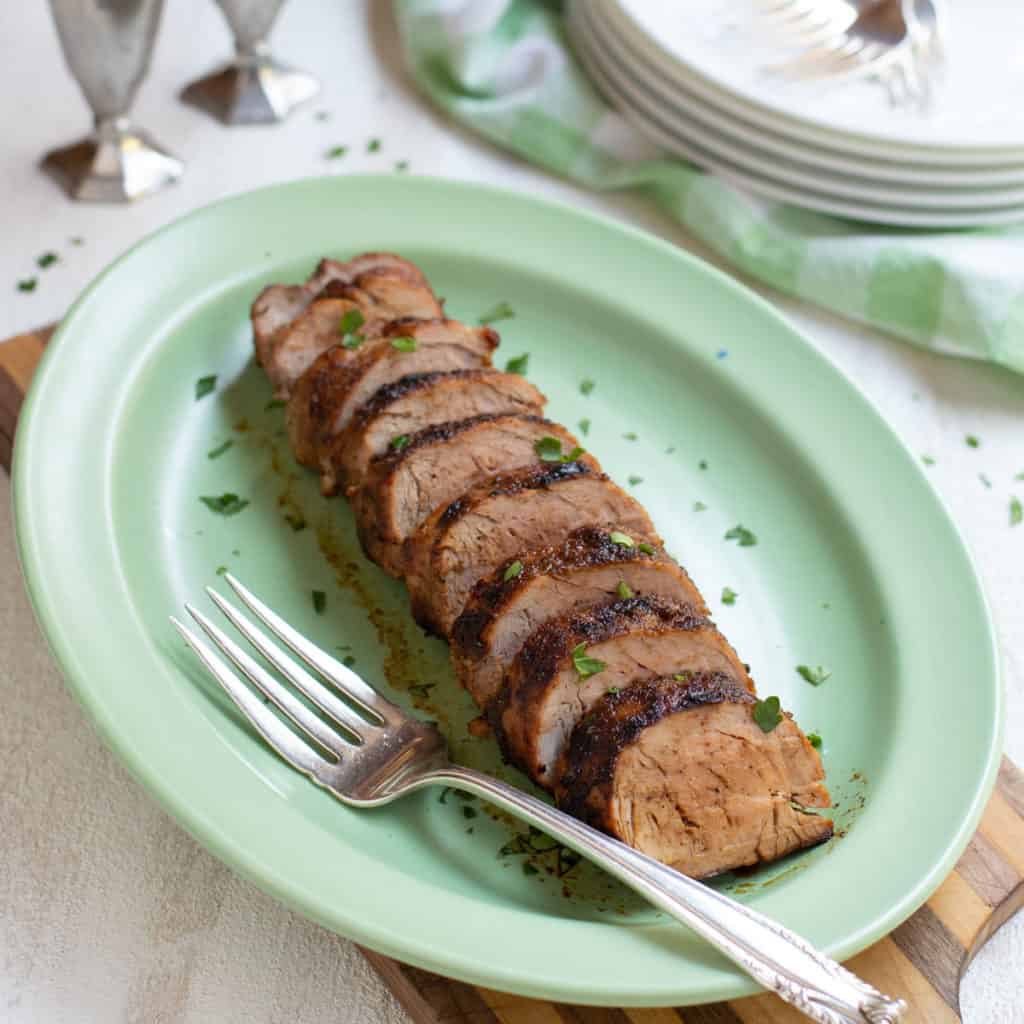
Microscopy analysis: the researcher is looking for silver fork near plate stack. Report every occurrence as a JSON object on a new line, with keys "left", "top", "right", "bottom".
{"left": 172, "top": 573, "right": 908, "bottom": 1024}
{"left": 567, "top": 0, "right": 1024, "bottom": 227}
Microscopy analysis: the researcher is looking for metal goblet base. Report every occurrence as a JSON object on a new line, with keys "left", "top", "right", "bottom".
{"left": 41, "top": 120, "right": 184, "bottom": 203}
{"left": 180, "top": 55, "right": 320, "bottom": 124}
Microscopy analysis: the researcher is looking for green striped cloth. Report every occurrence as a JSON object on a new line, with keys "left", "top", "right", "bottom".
{"left": 394, "top": 0, "right": 1024, "bottom": 375}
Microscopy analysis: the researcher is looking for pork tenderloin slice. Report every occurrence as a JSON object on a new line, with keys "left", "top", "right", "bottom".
{"left": 353, "top": 415, "right": 585, "bottom": 578}
{"left": 405, "top": 464, "right": 657, "bottom": 638}
{"left": 328, "top": 369, "right": 546, "bottom": 494}
{"left": 251, "top": 253, "right": 433, "bottom": 369}
{"left": 451, "top": 527, "right": 706, "bottom": 707}
{"left": 554, "top": 675, "right": 833, "bottom": 878}
{"left": 493, "top": 596, "right": 753, "bottom": 787}
{"left": 318, "top": 270, "right": 442, "bottom": 321}
{"left": 286, "top": 319, "right": 498, "bottom": 486}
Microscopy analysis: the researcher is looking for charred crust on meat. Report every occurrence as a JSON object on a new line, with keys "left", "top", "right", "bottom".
{"left": 555, "top": 674, "right": 752, "bottom": 817}
{"left": 350, "top": 370, "right": 483, "bottom": 430}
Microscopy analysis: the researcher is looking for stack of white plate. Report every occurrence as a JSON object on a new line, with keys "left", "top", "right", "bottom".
{"left": 566, "top": 0, "right": 1024, "bottom": 228}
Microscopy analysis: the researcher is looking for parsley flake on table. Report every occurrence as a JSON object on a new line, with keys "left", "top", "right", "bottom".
{"left": 579, "top": 378, "right": 595, "bottom": 396}
{"left": 37, "top": 251, "right": 59, "bottom": 269}
{"left": 609, "top": 531, "right": 634, "bottom": 547}
{"left": 17, "top": 277, "right": 37, "bottom": 292}
{"left": 721, "top": 587, "right": 737, "bottom": 605}
{"left": 505, "top": 353, "right": 529, "bottom": 375}
{"left": 367, "top": 138, "right": 381, "bottom": 152}
{"left": 478, "top": 301, "right": 514, "bottom": 325}
{"left": 965, "top": 434, "right": 980, "bottom": 448}
{"left": 394, "top": 160, "right": 409, "bottom": 172}
{"left": 979, "top": 473, "right": 992, "bottom": 489}
{"left": 390, "top": 434, "right": 411, "bottom": 452}
{"left": 577, "top": 418, "right": 591, "bottom": 436}
{"left": 617, "top": 580, "right": 634, "bottom": 600}
{"left": 753, "top": 696, "right": 782, "bottom": 733}
{"left": 628, "top": 475, "right": 643, "bottom": 487}
{"left": 199, "top": 493, "right": 249, "bottom": 516}
{"left": 1016, "top": 471, "right": 1024, "bottom": 481}
{"left": 796, "top": 664, "right": 831, "bottom": 686}
{"left": 207, "top": 439, "right": 233, "bottom": 459}
{"left": 808, "top": 732, "right": 823, "bottom": 749}
{"left": 195, "top": 375, "right": 217, "bottom": 400}
{"left": 921, "top": 455, "right": 935, "bottom": 466}
{"left": 314, "top": 110, "right": 331, "bottom": 121}
{"left": 724, "top": 524, "right": 757, "bottom": 547}
{"left": 693, "top": 501, "right": 707, "bottom": 512}
{"left": 504, "top": 560, "right": 524, "bottom": 581}
{"left": 1011, "top": 496, "right": 1023, "bottom": 527}
{"left": 70, "top": 236, "right": 84, "bottom": 246}
{"left": 312, "top": 590, "right": 326, "bottom": 614}
{"left": 572, "top": 642, "right": 606, "bottom": 680}
{"left": 391, "top": 336, "right": 417, "bottom": 352}
{"left": 534, "top": 436, "right": 584, "bottom": 463}
{"left": 325, "top": 144, "right": 348, "bottom": 159}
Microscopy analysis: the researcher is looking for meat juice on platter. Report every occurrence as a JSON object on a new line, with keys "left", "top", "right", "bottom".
{"left": 250, "top": 253, "right": 832, "bottom": 880}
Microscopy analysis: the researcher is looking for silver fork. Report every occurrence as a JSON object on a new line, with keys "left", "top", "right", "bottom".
{"left": 172, "top": 574, "right": 907, "bottom": 1024}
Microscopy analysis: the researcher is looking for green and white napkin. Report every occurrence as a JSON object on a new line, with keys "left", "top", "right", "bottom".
{"left": 394, "top": 0, "right": 1024, "bottom": 375}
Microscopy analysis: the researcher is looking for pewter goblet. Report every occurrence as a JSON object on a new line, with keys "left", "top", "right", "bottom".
{"left": 181, "top": 0, "right": 320, "bottom": 124}
{"left": 42, "top": 0, "right": 183, "bottom": 202}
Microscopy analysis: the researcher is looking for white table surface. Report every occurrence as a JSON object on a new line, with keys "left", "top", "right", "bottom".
{"left": 2, "top": 2, "right": 1022, "bottom": 1022}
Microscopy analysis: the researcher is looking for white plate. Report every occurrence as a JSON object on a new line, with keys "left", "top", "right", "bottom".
{"left": 578, "top": 2, "right": 1024, "bottom": 209}
{"left": 568, "top": 5, "right": 1024, "bottom": 228}
{"left": 604, "top": 0, "right": 1024, "bottom": 164}
{"left": 577, "top": 0, "right": 1024, "bottom": 190}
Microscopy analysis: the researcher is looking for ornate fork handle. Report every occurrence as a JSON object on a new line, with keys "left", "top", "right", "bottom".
{"left": 429, "top": 765, "right": 906, "bottom": 1023}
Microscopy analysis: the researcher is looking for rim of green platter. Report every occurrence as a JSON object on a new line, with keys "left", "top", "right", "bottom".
{"left": 13, "top": 174, "right": 1003, "bottom": 1007}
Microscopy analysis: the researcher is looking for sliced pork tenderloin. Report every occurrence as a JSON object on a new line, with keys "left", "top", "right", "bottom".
{"left": 554, "top": 675, "right": 833, "bottom": 878}
{"left": 451, "top": 527, "right": 706, "bottom": 707}
{"left": 352, "top": 416, "right": 587, "bottom": 578}
{"left": 405, "top": 464, "right": 658, "bottom": 637}
{"left": 492, "top": 596, "right": 752, "bottom": 787}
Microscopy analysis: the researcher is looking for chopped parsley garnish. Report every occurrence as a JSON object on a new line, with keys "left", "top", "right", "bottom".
{"left": 215, "top": 565, "right": 228, "bottom": 576}
{"left": 609, "top": 531, "right": 634, "bottom": 547}
{"left": 753, "top": 696, "right": 782, "bottom": 733}
{"left": 504, "top": 560, "right": 524, "bottom": 582}
{"left": 505, "top": 353, "right": 529, "bottom": 375}
{"left": 808, "top": 732, "right": 823, "bottom": 749}
{"left": 462, "top": 806, "right": 477, "bottom": 820}
{"left": 796, "top": 665, "right": 831, "bottom": 686}
{"left": 284, "top": 512, "right": 307, "bottom": 532}
{"left": 622, "top": 432, "right": 638, "bottom": 441}
{"left": 673, "top": 670, "right": 693, "bottom": 683}
{"left": 199, "top": 493, "right": 249, "bottom": 516}
{"left": 342, "top": 332, "right": 364, "bottom": 350}
{"left": 338, "top": 308, "right": 364, "bottom": 334}
{"left": 390, "top": 434, "right": 411, "bottom": 452}
{"left": 579, "top": 379, "right": 595, "bottom": 396}
{"left": 577, "top": 418, "right": 591, "bottom": 436}
{"left": 725, "top": 525, "right": 757, "bottom": 547}
{"left": 693, "top": 501, "right": 707, "bottom": 512}
{"left": 617, "top": 580, "right": 634, "bottom": 600}
{"left": 37, "top": 251, "right": 59, "bottom": 269}
{"left": 637, "top": 542, "right": 656, "bottom": 555}
{"left": 721, "top": 587, "right": 737, "bottom": 605}
{"left": 17, "top": 277, "right": 37, "bottom": 292}
{"left": 966, "top": 435, "right": 980, "bottom": 448}
{"left": 628, "top": 475, "right": 643, "bottom": 486}
{"left": 1011, "top": 496, "right": 1022, "bottom": 527}
{"left": 921, "top": 455, "right": 935, "bottom": 466}
{"left": 1016, "top": 471, "right": 1024, "bottom": 481}
{"left": 195, "top": 375, "right": 217, "bottom": 400}
{"left": 391, "top": 336, "right": 417, "bottom": 352}
{"left": 367, "top": 138, "right": 381, "bottom": 152}
{"left": 70, "top": 236, "right": 84, "bottom": 246}
{"left": 408, "top": 682, "right": 435, "bottom": 699}
{"left": 534, "top": 435, "right": 584, "bottom": 463}
{"left": 572, "top": 642, "right": 606, "bottom": 680}
{"left": 265, "top": 398, "right": 286, "bottom": 410}
{"left": 207, "top": 440, "right": 233, "bottom": 459}
{"left": 312, "top": 590, "right": 326, "bottom": 615}
{"left": 522, "top": 862, "right": 539, "bottom": 876}
{"left": 980, "top": 473, "right": 992, "bottom": 489}
{"left": 314, "top": 110, "right": 331, "bottom": 121}
{"left": 478, "top": 301, "right": 514, "bottom": 325}
{"left": 394, "top": 160, "right": 409, "bottom": 172}
{"left": 699, "top": 459, "right": 708, "bottom": 470}
{"left": 606, "top": 687, "right": 620, "bottom": 695}
{"left": 325, "top": 144, "right": 348, "bottom": 159}
{"left": 342, "top": 655, "right": 356, "bottom": 668}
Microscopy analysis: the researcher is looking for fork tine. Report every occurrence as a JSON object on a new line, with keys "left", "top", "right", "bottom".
{"left": 171, "top": 616, "right": 331, "bottom": 778}
{"left": 205, "top": 586, "right": 368, "bottom": 741}
{"left": 185, "top": 604, "right": 349, "bottom": 758}
{"left": 222, "top": 574, "right": 395, "bottom": 724}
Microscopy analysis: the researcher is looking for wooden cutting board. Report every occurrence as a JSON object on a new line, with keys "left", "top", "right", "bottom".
{"left": 4, "top": 325, "right": 1022, "bottom": 1023}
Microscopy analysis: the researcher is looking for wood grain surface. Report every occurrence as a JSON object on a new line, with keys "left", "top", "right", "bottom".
{"left": 3, "top": 326, "right": 1020, "bottom": 1022}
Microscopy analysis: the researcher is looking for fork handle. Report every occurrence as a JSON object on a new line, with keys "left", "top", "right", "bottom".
{"left": 428, "top": 765, "right": 906, "bottom": 1024}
